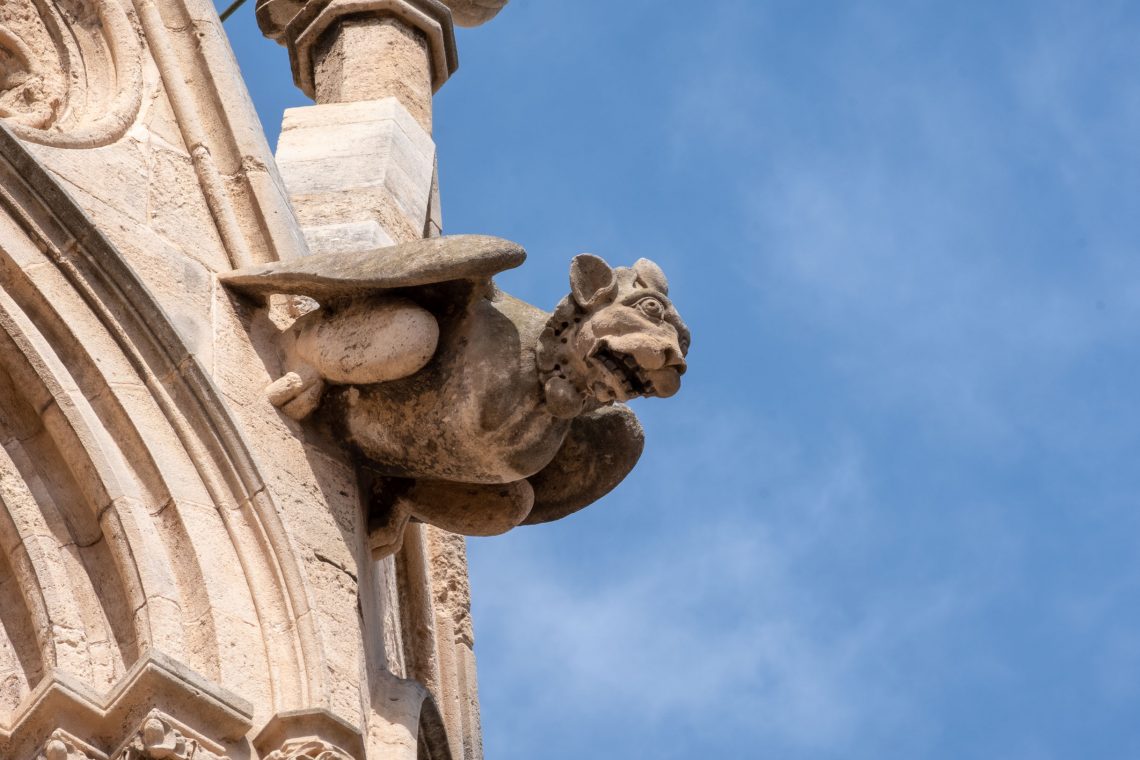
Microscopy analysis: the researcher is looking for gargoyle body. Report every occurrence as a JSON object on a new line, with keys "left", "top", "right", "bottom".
{"left": 222, "top": 235, "right": 689, "bottom": 544}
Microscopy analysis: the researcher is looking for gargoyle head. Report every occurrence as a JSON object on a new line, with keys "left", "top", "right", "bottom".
{"left": 538, "top": 255, "right": 690, "bottom": 418}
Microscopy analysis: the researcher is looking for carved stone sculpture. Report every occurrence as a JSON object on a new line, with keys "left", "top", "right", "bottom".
{"left": 265, "top": 739, "right": 355, "bottom": 760}
{"left": 0, "top": 0, "right": 142, "bottom": 146}
{"left": 222, "top": 235, "right": 690, "bottom": 540}
{"left": 37, "top": 730, "right": 102, "bottom": 760}
{"left": 114, "top": 712, "right": 228, "bottom": 760}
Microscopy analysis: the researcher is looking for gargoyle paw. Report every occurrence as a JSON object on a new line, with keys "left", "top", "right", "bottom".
{"left": 266, "top": 366, "right": 325, "bottom": 421}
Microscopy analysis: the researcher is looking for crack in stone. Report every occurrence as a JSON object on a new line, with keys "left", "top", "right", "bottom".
{"left": 312, "top": 550, "right": 357, "bottom": 583}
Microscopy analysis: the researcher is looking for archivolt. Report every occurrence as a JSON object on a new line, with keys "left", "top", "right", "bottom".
{"left": 0, "top": 125, "right": 322, "bottom": 731}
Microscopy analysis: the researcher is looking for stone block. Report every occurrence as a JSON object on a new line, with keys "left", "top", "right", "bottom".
{"left": 277, "top": 98, "right": 436, "bottom": 245}
{"left": 303, "top": 220, "right": 396, "bottom": 255}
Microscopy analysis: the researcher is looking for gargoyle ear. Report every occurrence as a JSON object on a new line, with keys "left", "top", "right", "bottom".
{"left": 633, "top": 258, "right": 669, "bottom": 295}
{"left": 570, "top": 254, "right": 617, "bottom": 309}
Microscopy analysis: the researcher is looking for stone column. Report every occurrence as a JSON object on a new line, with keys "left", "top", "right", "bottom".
{"left": 313, "top": 15, "right": 435, "bottom": 127}
{"left": 264, "top": 0, "right": 457, "bottom": 251}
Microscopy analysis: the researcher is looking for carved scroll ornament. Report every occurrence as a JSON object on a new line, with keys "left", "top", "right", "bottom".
{"left": 222, "top": 235, "right": 690, "bottom": 544}
{"left": 0, "top": 0, "right": 143, "bottom": 147}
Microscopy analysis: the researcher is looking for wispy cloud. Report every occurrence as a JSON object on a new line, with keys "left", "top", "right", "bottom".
{"left": 434, "top": 2, "right": 1140, "bottom": 758}
{"left": 471, "top": 405, "right": 993, "bottom": 757}
{"left": 662, "top": 0, "right": 1140, "bottom": 451}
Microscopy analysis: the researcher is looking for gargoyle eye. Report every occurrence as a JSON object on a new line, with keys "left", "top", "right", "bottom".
{"left": 636, "top": 297, "right": 665, "bottom": 320}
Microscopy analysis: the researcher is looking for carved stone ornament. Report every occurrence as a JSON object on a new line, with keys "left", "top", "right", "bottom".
{"left": 265, "top": 739, "right": 355, "bottom": 760}
{"left": 0, "top": 0, "right": 143, "bottom": 147}
{"left": 113, "top": 712, "right": 229, "bottom": 760}
{"left": 221, "top": 235, "right": 690, "bottom": 541}
{"left": 37, "top": 730, "right": 106, "bottom": 760}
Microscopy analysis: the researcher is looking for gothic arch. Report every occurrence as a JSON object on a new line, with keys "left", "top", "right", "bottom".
{"left": 0, "top": 125, "right": 326, "bottom": 754}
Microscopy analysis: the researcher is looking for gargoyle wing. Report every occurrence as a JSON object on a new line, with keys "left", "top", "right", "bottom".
{"left": 220, "top": 235, "right": 527, "bottom": 304}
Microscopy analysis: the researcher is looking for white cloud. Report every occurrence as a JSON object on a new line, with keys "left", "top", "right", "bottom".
{"left": 470, "top": 407, "right": 988, "bottom": 756}
{"left": 659, "top": 0, "right": 1140, "bottom": 449}
{"left": 461, "top": 3, "right": 1140, "bottom": 758}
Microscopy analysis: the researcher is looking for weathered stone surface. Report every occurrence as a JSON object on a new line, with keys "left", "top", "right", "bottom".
{"left": 221, "top": 234, "right": 524, "bottom": 301}
{"left": 255, "top": 709, "right": 366, "bottom": 760}
{"left": 223, "top": 235, "right": 690, "bottom": 539}
{"left": 35, "top": 729, "right": 105, "bottom": 760}
{"left": 258, "top": 0, "right": 458, "bottom": 99}
{"left": 313, "top": 17, "right": 434, "bottom": 129}
{"left": 292, "top": 296, "right": 440, "bottom": 384}
{"left": 265, "top": 739, "right": 354, "bottom": 759}
{"left": 302, "top": 221, "right": 395, "bottom": 256}
{"left": 276, "top": 97, "right": 437, "bottom": 249}
{"left": 113, "top": 711, "right": 230, "bottom": 760}
{"left": 0, "top": 0, "right": 143, "bottom": 147}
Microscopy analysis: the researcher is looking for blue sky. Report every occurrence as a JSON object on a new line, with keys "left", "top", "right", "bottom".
{"left": 218, "top": 2, "right": 1140, "bottom": 757}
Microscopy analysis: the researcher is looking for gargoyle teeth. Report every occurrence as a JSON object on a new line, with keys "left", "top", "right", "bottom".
{"left": 593, "top": 347, "right": 657, "bottom": 399}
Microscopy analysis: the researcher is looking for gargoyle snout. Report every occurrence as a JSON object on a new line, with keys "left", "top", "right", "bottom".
{"left": 615, "top": 340, "right": 686, "bottom": 374}
{"left": 665, "top": 347, "right": 687, "bottom": 375}
{"left": 642, "top": 344, "right": 687, "bottom": 374}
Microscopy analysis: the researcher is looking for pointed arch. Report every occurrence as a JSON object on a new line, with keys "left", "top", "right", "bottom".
{"left": 0, "top": 125, "right": 326, "bottom": 740}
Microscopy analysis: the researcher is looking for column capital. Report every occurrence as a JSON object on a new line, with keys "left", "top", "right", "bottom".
{"left": 257, "top": 0, "right": 459, "bottom": 97}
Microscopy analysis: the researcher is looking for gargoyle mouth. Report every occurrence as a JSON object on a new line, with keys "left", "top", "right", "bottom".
{"left": 591, "top": 346, "right": 657, "bottom": 400}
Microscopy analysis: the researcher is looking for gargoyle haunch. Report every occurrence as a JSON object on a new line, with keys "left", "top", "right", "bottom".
{"left": 222, "top": 236, "right": 689, "bottom": 542}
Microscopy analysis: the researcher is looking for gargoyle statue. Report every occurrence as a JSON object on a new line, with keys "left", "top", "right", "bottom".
{"left": 221, "top": 235, "right": 689, "bottom": 549}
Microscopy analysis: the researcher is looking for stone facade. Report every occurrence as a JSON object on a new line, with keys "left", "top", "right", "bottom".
{"left": 0, "top": 0, "right": 689, "bottom": 757}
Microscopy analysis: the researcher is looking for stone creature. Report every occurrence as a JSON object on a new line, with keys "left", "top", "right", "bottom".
{"left": 222, "top": 235, "right": 689, "bottom": 545}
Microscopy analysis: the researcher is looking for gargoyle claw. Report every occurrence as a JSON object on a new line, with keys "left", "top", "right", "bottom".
{"left": 266, "top": 366, "right": 325, "bottom": 421}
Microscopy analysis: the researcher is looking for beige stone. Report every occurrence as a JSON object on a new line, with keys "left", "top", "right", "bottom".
{"left": 293, "top": 296, "right": 439, "bottom": 385}
{"left": 276, "top": 98, "right": 437, "bottom": 249}
{"left": 0, "top": 0, "right": 143, "bottom": 147}
{"left": 313, "top": 17, "right": 434, "bottom": 129}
